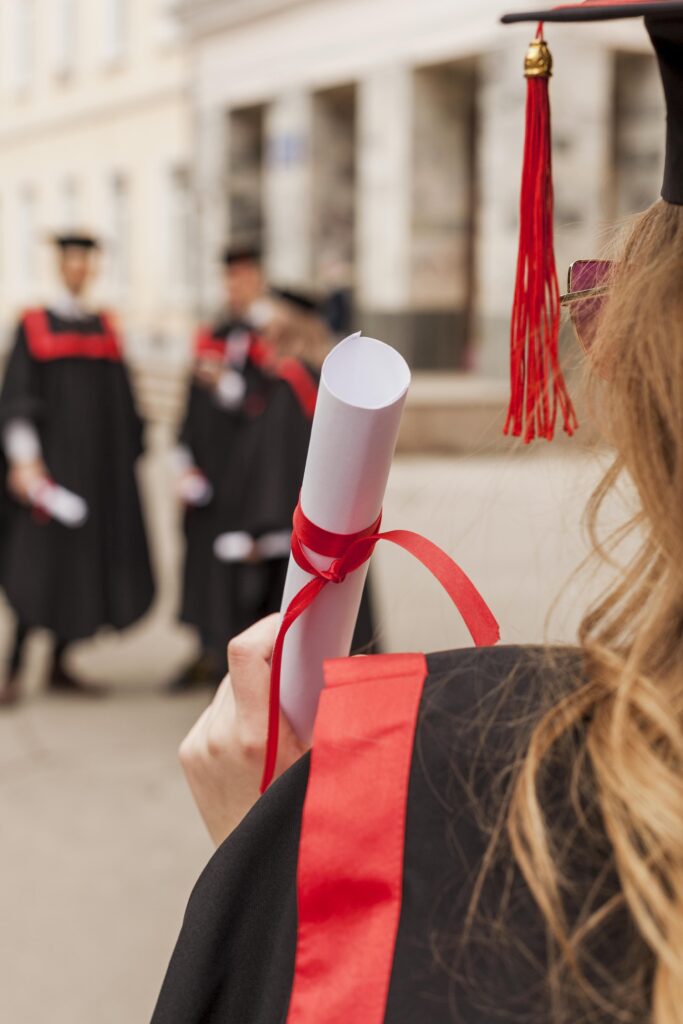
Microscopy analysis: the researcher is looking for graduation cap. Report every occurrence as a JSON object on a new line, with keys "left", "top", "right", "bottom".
{"left": 500, "top": 0, "right": 683, "bottom": 443}
{"left": 271, "top": 286, "right": 322, "bottom": 316}
{"left": 221, "top": 243, "right": 262, "bottom": 266}
{"left": 52, "top": 232, "right": 101, "bottom": 251}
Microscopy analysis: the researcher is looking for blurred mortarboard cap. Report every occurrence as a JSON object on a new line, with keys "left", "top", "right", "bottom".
{"left": 52, "top": 231, "right": 101, "bottom": 251}
{"left": 221, "top": 243, "right": 263, "bottom": 266}
{"left": 271, "top": 286, "right": 322, "bottom": 316}
{"left": 499, "top": 0, "right": 683, "bottom": 445}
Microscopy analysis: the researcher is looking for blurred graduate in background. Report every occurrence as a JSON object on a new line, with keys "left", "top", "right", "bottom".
{"left": 173, "top": 256, "right": 376, "bottom": 694}
{"left": 229, "top": 286, "right": 377, "bottom": 655}
{"left": 172, "top": 245, "right": 280, "bottom": 692}
{"left": 210, "top": 287, "right": 324, "bottom": 646}
{"left": 0, "top": 233, "right": 154, "bottom": 706}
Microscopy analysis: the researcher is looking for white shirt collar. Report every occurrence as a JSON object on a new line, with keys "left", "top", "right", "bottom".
{"left": 48, "top": 290, "right": 91, "bottom": 322}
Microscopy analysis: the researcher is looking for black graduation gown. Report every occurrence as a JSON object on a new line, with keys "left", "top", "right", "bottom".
{"left": 151, "top": 645, "right": 650, "bottom": 1024}
{"left": 0, "top": 309, "right": 154, "bottom": 642}
{"left": 179, "top": 325, "right": 284, "bottom": 654}
{"left": 217, "top": 364, "right": 319, "bottom": 634}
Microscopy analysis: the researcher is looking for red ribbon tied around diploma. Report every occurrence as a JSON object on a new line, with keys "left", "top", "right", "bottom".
{"left": 261, "top": 501, "right": 500, "bottom": 792}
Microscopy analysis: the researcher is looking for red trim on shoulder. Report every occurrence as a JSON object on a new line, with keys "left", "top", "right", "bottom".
{"left": 194, "top": 329, "right": 278, "bottom": 370}
{"left": 22, "top": 308, "right": 122, "bottom": 363}
{"left": 286, "top": 653, "right": 427, "bottom": 1024}
{"left": 194, "top": 326, "right": 226, "bottom": 362}
{"left": 276, "top": 358, "right": 318, "bottom": 420}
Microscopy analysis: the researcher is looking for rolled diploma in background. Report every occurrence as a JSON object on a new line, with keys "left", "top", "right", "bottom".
{"left": 279, "top": 333, "right": 411, "bottom": 743}
{"left": 28, "top": 480, "right": 89, "bottom": 528}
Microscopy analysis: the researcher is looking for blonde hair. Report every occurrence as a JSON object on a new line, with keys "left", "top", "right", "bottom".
{"left": 266, "top": 299, "right": 331, "bottom": 369}
{"left": 509, "top": 201, "right": 683, "bottom": 1021}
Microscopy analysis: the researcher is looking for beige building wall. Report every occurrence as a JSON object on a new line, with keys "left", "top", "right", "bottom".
{"left": 181, "top": 0, "right": 664, "bottom": 381}
{"left": 0, "top": 0, "right": 193, "bottom": 360}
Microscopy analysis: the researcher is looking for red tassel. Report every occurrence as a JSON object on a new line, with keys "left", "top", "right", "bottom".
{"left": 505, "top": 23, "right": 578, "bottom": 444}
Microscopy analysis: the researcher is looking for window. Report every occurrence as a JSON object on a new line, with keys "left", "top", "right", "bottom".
{"left": 53, "top": 0, "right": 76, "bottom": 79}
{"left": 166, "top": 165, "right": 193, "bottom": 295}
{"left": 11, "top": 0, "right": 34, "bottom": 95}
{"left": 103, "top": 0, "right": 126, "bottom": 65}
{"left": 108, "top": 173, "right": 130, "bottom": 294}
{"left": 61, "top": 177, "right": 80, "bottom": 228}
{"left": 18, "top": 186, "right": 37, "bottom": 290}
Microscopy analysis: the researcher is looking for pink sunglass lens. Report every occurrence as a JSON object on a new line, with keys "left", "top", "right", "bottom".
{"left": 569, "top": 259, "right": 612, "bottom": 355}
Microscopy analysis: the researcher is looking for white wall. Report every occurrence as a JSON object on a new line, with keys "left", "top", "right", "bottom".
{"left": 0, "top": 0, "right": 192, "bottom": 356}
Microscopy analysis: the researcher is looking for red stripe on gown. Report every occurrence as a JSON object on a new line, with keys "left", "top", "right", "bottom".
{"left": 194, "top": 327, "right": 225, "bottom": 361}
{"left": 23, "top": 309, "right": 121, "bottom": 362}
{"left": 286, "top": 653, "right": 427, "bottom": 1024}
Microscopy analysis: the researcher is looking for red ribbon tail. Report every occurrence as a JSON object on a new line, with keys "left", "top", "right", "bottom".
{"left": 260, "top": 577, "right": 327, "bottom": 794}
{"left": 259, "top": 504, "right": 501, "bottom": 793}
{"left": 375, "top": 530, "right": 500, "bottom": 647}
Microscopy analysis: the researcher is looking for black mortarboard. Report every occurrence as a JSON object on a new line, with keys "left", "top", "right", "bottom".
{"left": 271, "top": 287, "right": 321, "bottom": 316}
{"left": 500, "top": 0, "right": 683, "bottom": 444}
{"left": 52, "top": 232, "right": 100, "bottom": 251}
{"left": 221, "top": 244, "right": 263, "bottom": 266}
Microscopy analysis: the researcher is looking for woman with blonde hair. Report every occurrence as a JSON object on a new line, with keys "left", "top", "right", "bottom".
{"left": 152, "top": 4, "right": 683, "bottom": 1022}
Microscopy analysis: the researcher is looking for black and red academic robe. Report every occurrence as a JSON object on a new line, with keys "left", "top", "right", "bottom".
{"left": 179, "top": 326, "right": 319, "bottom": 654}
{"left": 0, "top": 308, "right": 153, "bottom": 642}
{"left": 214, "top": 356, "right": 321, "bottom": 637}
{"left": 151, "top": 645, "right": 647, "bottom": 1024}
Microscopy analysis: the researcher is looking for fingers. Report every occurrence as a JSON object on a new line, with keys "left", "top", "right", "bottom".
{"left": 178, "top": 615, "right": 299, "bottom": 844}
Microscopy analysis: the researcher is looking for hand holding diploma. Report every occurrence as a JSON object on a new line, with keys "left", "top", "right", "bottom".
{"left": 276, "top": 334, "right": 411, "bottom": 743}
{"left": 261, "top": 334, "right": 500, "bottom": 791}
{"left": 7, "top": 459, "right": 49, "bottom": 505}
{"left": 180, "top": 615, "right": 306, "bottom": 846}
{"left": 7, "top": 459, "right": 88, "bottom": 527}
{"left": 177, "top": 333, "right": 500, "bottom": 842}
{"left": 27, "top": 478, "right": 89, "bottom": 528}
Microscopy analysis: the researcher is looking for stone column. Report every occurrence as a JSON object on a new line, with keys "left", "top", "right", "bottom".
{"left": 311, "top": 85, "right": 356, "bottom": 294}
{"left": 356, "top": 65, "right": 413, "bottom": 356}
{"left": 411, "top": 62, "right": 476, "bottom": 368}
{"left": 264, "top": 90, "right": 314, "bottom": 287}
{"left": 195, "top": 104, "right": 230, "bottom": 316}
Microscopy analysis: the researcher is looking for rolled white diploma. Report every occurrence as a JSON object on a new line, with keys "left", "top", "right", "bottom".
{"left": 28, "top": 480, "right": 89, "bottom": 528}
{"left": 278, "top": 333, "right": 411, "bottom": 743}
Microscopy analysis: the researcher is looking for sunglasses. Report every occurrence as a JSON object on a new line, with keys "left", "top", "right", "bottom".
{"left": 560, "top": 259, "right": 613, "bottom": 355}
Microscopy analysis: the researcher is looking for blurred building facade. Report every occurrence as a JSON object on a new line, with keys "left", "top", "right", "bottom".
{"left": 0, "top": 0, "right": 192, "bottom": 361}
{"left": 0, "top": 0, "right": 667, "bottom": 396}
{"left": 180, "top": 0, "right": 665, "bottom": 380}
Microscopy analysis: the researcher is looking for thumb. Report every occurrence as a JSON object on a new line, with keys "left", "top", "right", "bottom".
{"left": 227, "top": 614, "right": 280, "bottom": 722}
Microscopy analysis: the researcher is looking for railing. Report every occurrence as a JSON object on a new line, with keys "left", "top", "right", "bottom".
{"left": 129, "top": 359, "right": 189, "bottom": 428}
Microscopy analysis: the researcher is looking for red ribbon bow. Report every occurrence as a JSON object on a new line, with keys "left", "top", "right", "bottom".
{"left": 261, "top": 502, "right": 500, "bottom": 792}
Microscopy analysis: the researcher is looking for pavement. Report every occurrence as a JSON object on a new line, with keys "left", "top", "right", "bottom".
{"left": 0, "top": 444, "right": 631, "bottom": 1023}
